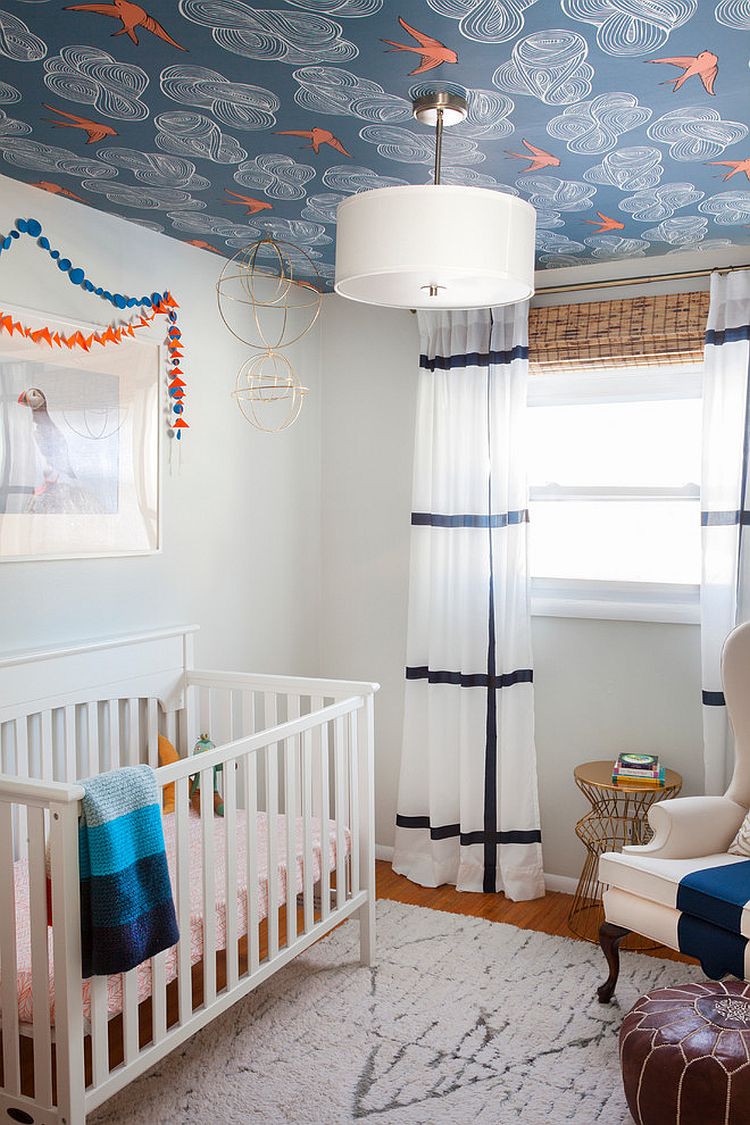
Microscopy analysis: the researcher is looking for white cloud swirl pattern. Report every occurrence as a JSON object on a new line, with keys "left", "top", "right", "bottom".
{"left": 546, "top": 92, "right": 651, "bottom": 155}
{"left": 98, "top": 148, "right": 210, "bottom": 190}
{"left": 161, "top": 66, "right": 279, "bottom": 131}
{"left": 0, "top": 81, "right": 20, "bottom": 104}
{"left": 359, "top": 125, "right": 485, "bottom": 167}
{"left": 321, "top": 164, "right": 406, "bottom": 191}
{"left": 293, "top": 66, "right": 410, "bottom": 122}
{"left": 154, "top": 111, "right": 247, "bottom": 164}
{"left": 585, "top": 234, "right": 648, "bottom": 257}
{"left": 699, "top": 191, "right": 750, "bottom": 225}
{"left": 0, "top": 134, "right": 115, "bottom": 180}
{"left": 0, "top": 109, "right": 32, "bottom": 139}
{"left": 0, "top": 8, "right": 46, "bottom": 62}
{"left": 715, "top": 1, "right": 750, "bottom": 30}
{"left": 647, "top": 107, "right": 748, "bottom": 161}
{"left": 536, "top": 229, "right": 584, "bottom": 254}
{"left": 234, "top": 152, "right": 316, "bottom": 199}
{"left": 80, "top": 181, "right": 206, "bottom": 212}
{"left": 618, "top": 183, "right": 703, "bottom": 222}
{"left": 44, "top": 46, "right": 149, "bottom": 121}
{"left": 457, "top": 89, "right": 514, "bottom": 140}
{"left": 424, "top": 0, "right": 540, "bottom": 44}
{"left": 493, "top": 29, "right": 594, "bottom": 106}
{"left": 438, "top": 166, "right": 519, "bottom": 192}
{"left": 179, "top": 1, "right": 357, "bottom": 65}
{"left": 560, "top": 0, "right": 696, "bottom": 57}
{"left": 517, "top": 174, "right": 596, "bottom": 211}
{"left": 300, "top": 192, "right": 344, "bottom": 223}
{"left": 284, "top": 0, "right": 381, "bottom": 14}
{"left": 642, "top": 216, "right": 708, "bottom": 245}
{"left": 584, "top": 147, "right": 663, "bottom": 191}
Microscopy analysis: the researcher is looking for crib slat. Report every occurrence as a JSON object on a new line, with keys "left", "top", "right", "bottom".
{"left": 319, "top": 720, "right": 331, "bottom": 921}
{"left": 90, "top": 976, "right": 109, "bottom": 1084}
{"left": 108, "top": 699, "right": 120, "bottom": 772}
{"left": 147, "top": 698, "right": 159, "bottom": 768}
{"left": 243, "top": 752, "right": 259, "bottom": 975}
{"left": 14, "top": 719, "right": 28, "bottom": 862}
{"left": 165, "top": 710, "right": 178, "bottom": 753}
{"left": 86, "top": 701, "right": 98, "bottom": 776}
{"left": 40, "top": 710, "right": 54, "bottom": 782}
{"left": 201, "top": 766, "right": 217, "bottom": 1006}
{"left": 302, "top": 728, "right": 314, "bottom": 933}
{"left": 266, "top": 737, "right": 279, "bottom": 960}
{"left": 224, "top": 756, "right": 238, "bottom": 990}
{"left": 152, "top": 950, "right": 167, "bottom": 1045}
{"left": 0, "top": 803, "right": 20, "bottom": 1095}
{"left": 334, "top": 716, "right": 346, "bottom": 910}
{"left": 63, "top": 705, "right": 76, "bottom": 782}
{"left": 126, "top": 698, "right": 139, "bottom": 766}
{"left": 242, "top": 691, "right": 255, "bottom": 739}
{"left": 122, "top": 969, "right": 139, "bottom": 1063}
{"left": 284, "top": 737, "right": 297, "bottom": 949}
{"left": 27, "top": 807, "right": 53, "bottom": 1106}
{"left": 174, "top": 775, "right": 192, "bottom": 1024}
{"left": 349, "top": 709, "right": 360, "bottom": 898}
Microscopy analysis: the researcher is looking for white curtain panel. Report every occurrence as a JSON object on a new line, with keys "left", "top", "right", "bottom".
{"left": 392, "top": 305, "right": 544, "bottom": 901}
{"left": 701, "top": 269, "right": 750, "bottom": 794}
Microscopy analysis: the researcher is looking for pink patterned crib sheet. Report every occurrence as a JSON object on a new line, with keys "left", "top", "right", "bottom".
{"left": 12, "top": 809, "right": 350, "bottom": 1026}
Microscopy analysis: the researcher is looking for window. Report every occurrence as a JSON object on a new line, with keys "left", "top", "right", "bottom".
{"left": 526, "top": 364, "right": 703, "bottom": 623}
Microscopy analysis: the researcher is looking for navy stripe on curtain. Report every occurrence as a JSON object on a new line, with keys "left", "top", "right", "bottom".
{"left": 395, "top": 815, "right": 541, "bottom": 845}
{"left": 419, "top": 346, "right": 529, "bottom": 371}
{"left": 412, "top": 510, "right": 529, "bottom": 528}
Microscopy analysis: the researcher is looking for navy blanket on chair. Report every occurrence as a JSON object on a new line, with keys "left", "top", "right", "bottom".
{"left": 79, "top": 764, "right": 179, "bottom": 978}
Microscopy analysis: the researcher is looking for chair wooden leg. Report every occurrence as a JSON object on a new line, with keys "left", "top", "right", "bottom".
{"left": 597, "top": 922, "right": 630, "bottom": 1004}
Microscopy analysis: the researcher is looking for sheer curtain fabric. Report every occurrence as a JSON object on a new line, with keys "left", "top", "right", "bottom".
{"left": 701, "top": 269, "right": 750, "bottom": 794}
{"left": 392, "top": 305, "right": 544, "bottom": 901}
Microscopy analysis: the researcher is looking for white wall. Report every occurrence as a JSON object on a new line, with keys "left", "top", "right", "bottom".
{"left": 318, "top": 293, "right": 705, "bottom": 882}
{"left": 0, "top": 174, "right": 322, "bottom": 673}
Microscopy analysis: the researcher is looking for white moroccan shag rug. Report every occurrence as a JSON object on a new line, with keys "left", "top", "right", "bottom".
{"left": 91, "top": 900, "right": 706, "bottom": 1124}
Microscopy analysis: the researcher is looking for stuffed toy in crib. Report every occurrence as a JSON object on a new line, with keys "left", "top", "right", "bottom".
{"left": 189, "top": 733, "right": 224, "bottom": 816}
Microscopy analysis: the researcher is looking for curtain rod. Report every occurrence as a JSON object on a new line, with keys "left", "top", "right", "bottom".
{"left": 535, "top": 263, "right": 749, "bottom": 296}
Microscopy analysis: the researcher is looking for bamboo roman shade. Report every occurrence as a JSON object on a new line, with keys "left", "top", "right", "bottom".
{"left": 528, "top": 291, "right": 709, "bottom": 373}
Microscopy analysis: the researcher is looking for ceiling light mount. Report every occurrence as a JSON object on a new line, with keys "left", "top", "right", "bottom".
{"left": 334, "top": 90, "right": 536, "bottom": 311}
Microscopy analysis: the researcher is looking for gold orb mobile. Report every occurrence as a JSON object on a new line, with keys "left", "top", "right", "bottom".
{"left": 232, "top": 349, "right": 309, "bottom": 433}
{"left": 216, "top": 238, "right": 322, "bottom": 351}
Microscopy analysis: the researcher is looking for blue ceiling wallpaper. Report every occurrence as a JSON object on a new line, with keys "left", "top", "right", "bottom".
{"left": 1, "top": 0, "right": 750, "bottom": 286}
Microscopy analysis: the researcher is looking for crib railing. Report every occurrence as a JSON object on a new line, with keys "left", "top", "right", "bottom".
{"left": 0, "top": 670, "right": 377, "bottom": 1125}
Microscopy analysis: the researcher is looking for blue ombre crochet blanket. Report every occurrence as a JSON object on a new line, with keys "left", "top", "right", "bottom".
{"left": 79, "top": 765, "right": 179, "bottom": 978}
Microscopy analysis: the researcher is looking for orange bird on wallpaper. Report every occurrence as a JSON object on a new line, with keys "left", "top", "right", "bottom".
{"left": 64, "top": 1, "right": 187, "bottom": 50}
{"left": 585, "top": 212, "right": 625, "bottom": 234}
{"left": 708, "top": 157, "right": 750, "bottom": 182}
{"left": 225, "top": 191, "right": 273, "bottom": 215}
{"left": 44, "top": 105, "right": 117, "bottom": 144}
{"left": 647, "top": 50, "right": 718, "bottom": 95}
{"left": 32, "top": 181, "right": 86, "bottom": 202}
{"left": 381, "top": 17, "right": 457, "bottom": 75}
{"left": 506, "top": 140, "right": 560, "bottom": 173}
{"left": 275, "top": 127, "right": 351, "bottom": 157}
{"left": 186, "top": 239, "right": 225, "bottom": 255}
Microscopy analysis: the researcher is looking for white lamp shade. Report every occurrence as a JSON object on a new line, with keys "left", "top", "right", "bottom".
{"left": 334, "top": 184, "right": 537, "bottom": 310}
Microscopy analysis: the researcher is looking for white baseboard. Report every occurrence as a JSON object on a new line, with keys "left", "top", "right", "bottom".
{"left": 375, "top": 844, "right": 578, "bottom": 895}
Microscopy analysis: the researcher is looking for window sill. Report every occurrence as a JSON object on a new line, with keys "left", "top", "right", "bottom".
{"left": 530, "top": 579, "right": 700, "bottom": 625}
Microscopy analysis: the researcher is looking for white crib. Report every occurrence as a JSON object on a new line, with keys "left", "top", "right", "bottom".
{"left": 0, "top": 626, "right": 378, "bottom": 1125}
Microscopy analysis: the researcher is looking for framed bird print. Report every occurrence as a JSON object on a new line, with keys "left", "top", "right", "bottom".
{"left": 0, "top": 304, "right": 160, "bottom": 561}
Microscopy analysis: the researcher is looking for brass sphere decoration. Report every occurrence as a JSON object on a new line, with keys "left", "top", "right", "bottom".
{"left": 232, "top": 350, "right": 308, "bottom": 434}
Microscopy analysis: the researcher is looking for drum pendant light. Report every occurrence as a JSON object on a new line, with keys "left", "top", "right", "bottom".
{"left": 334, "top": 91, "right": 537, "bottom": 310}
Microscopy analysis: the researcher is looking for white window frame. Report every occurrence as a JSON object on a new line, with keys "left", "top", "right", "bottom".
{"left": 527, "top": 363, "right": 703, "bottom": 624}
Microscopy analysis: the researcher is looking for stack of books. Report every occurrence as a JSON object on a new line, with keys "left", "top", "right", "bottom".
{"left": 612, "top": 753, "right": 665, "bottom": 787}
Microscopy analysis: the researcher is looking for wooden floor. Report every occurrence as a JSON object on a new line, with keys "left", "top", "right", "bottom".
{"left": 375, "top": 859, "right": 691, "bottom": 964}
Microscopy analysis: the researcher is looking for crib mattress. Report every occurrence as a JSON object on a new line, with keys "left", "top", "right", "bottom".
{"left": 12, "top": 809, "right": 350, "bottom": 1026}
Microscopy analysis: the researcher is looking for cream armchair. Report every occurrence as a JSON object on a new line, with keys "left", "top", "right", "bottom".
{"left": 597, "top": 620, "right": 750, "bottom": 1002}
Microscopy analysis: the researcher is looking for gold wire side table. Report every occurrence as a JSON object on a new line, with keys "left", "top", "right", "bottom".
{"left": 568, "top": 760, "right": 682, "bottom": 949}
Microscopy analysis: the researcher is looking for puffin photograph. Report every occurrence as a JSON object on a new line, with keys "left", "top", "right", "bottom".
{"left": 16, "top": 385, "right": 104, "bottom": 514}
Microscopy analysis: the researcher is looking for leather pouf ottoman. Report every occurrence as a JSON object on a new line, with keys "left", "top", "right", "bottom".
{"left": 620, "top": 982, "right": 750, "bottom": 1124}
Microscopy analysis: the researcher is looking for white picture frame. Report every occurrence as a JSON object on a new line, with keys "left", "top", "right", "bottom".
{"left": 0, "top": 302, "right": 161, "bottom": 561}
